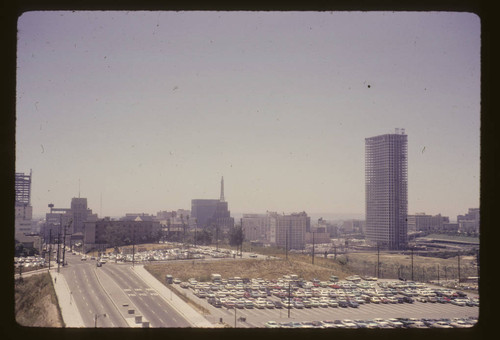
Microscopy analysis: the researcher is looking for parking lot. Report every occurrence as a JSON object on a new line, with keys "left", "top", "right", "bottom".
{"left": 96, "top": 243, "right": 269, "bottom": 263}
{"left": 170, "top": 274, "right": 479, "bottom": 328}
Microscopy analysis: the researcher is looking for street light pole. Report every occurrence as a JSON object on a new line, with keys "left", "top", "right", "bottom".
{"left": 132, "top": 226, "right": 135, "bottom": 267}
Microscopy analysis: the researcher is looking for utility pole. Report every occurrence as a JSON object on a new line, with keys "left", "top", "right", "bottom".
{"left": 194, "top": 218, "right": 198, "bottom": 249}
{"left": 411, "top": 247, "right": 414, "bottom": 281}
{"left": 57, "top": 219, "right": 61, "bottom": 273}
{"left": 288, "top": 281, "right": 291, "bottom": 318}
{"left": 437, "top": 264, "right": 440, "bottom": 284}
{"left": 181, "top": 214, "right": 186, "bottom": 249}
{"left": 457, "top": 252, "right": 461, "bottom": 284}
{"left": 62, "top": 220, "right": 72, "bottom": 267}
{"left": 48, "top": 229, "right": 52, "bottom": 271}
{"left": 377, "top": 243, "right": 380, "bottom": 278}
{"left": 62, "top": 222, "right": 67, "bottom": 267}
{"left": 476, "top": 248, "right": 480, "bottom": 286}
{"left": 216, "top": 225, "right": 219, "bottom": 251}
{"left": 312, "top": 232, "right": 315, "bottom": 265}
{"left": 286, "top": 220, "right": 290, "bottom": 261}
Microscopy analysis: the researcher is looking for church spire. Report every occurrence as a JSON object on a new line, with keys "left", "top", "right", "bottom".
{"left": 220, "top": 176, "right": 225, "bottom": 202}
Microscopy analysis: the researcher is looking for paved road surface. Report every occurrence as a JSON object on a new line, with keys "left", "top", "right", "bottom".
{"left": 61, "top": 252, "right": 192, "bottom": 327}
{"left": 62, "top": 256, "right": 128, "bottom": 327}
{"left": 99, "top": 263, "right": 191, "bottom": 327}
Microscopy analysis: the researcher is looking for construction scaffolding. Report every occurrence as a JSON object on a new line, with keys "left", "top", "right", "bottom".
{"left": 15, "top": 170, "right": 32, "bottom": 205}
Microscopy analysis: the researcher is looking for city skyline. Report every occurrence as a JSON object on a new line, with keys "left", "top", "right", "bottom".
{"left": 16, "top": 11, "right": 480, "bottom": 219}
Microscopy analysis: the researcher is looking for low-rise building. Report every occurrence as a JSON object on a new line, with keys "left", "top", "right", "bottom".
{"left": 83, "top": 218, "right": 161, "bottom": 252}
{"left": 407, "top": 213, "right": 449, "bottom": 232}
{"left": 457, "top": 208, "right": 480, "bottom": 234}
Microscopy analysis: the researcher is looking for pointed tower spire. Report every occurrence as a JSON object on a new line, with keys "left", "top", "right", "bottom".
{"left": 220, "top": 176, "right": 225, "bottom": 202}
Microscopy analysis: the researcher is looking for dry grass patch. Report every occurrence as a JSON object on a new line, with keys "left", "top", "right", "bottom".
{"left": 145, "top": 257, "right": 350, "bottom": 283}
{"left": 15, "top": 273, "right": 64, "bottom": 327}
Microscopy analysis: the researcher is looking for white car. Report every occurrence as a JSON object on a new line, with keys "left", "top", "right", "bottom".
{"left": 265, "top": 321, "right": 280, "bottom": 328}
{"left": 431, "top": 321, "right": 453, "bottom": 329}
{"left": 341, "top": 320, "right": 358, "bottom": 329}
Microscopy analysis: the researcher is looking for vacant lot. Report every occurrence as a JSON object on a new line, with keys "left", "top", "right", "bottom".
{"left": 145, "top": 257, "right": 351, "bottom": 283}
{"left": 15, "top": 273, "right": 63, "bottom": 327}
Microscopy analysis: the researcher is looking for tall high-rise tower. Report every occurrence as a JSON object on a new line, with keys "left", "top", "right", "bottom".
{"left": 220, "top": 176, "right": 225, "bottom": 202}
{"left": 15, "top": 170, "right": 33, "bottom": 235}
{"left": 365, "top": 128, "right": 408, "bottom": 250}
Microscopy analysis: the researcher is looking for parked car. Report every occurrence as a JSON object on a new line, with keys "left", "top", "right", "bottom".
{"left": 403, "top": 296, "right": 414, "bottom": 303}
{"left": 338, "top": 300, "right": 349, "bottom": 308}
{"left": 265, "top": 321, "right": 280, "bottom": 328}
{"left": 294, "top": 301, "right": 305, "bottom": 309}
{"left": 430, "top": 321, "right": 453, "bottom": 329}
{"left": 273, "top": 301, "right": 283, "bottom": 309}
{"left": 348, "top": 301, "right": 359, "bottom": 308}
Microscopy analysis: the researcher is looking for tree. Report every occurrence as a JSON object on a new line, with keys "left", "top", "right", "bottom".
{"left": 104, "top": 224, "right": 127, "bottom": 250}
{"left": 197, "top": 228, "right": 213, "bottom": 245}
{"left": 229, "top": 225, "right": 244, "bottom": 247}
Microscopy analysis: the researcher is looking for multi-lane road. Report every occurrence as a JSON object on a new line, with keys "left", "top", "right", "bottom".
{"left": 60, "top": 253, "right": 191, "bottom": 327}
{"left": 100, "top": 263, "right": 190, "bottom": 327}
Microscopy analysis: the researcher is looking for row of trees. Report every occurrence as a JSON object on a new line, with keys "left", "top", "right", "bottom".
{"left": 101, "top": 223, "right": 244, "bottom": 250}
{"left": 15, "top": 240, "right": 39, "bottom": 257}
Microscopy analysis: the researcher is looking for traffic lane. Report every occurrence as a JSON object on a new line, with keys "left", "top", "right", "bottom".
{"left": 104, "top": 264, "right": 191, "bottom": 327}
{"left": 62, "top": 264, "right": 110, "bottom": 327}
{"left": 85, "top": 264, "right": 129, "bottom": 327}
{"left": 66, "top": 264, "right": 118, "bottom": 327}
{"left": 61, "top": 265, "right": 96, "bottom": 327}
{"left": 64, "top": 262, "right": 127, "bottom": 327}
{"left": 100, "top": 264, "right": 170, "bottom": 327}
{"left": 101, "top": 264, "right": 191, "bottom": 327}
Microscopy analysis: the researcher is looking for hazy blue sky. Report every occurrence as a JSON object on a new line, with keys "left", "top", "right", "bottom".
{"left": 16, "top": 11, "right": 480, "bottom": 220}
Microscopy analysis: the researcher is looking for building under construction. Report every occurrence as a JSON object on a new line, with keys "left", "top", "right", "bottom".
{"left": 365, "top": 129, "right": 408, "bottom": 250}
{"left": 15, "top": 170, "right": 32, "bottom": 205}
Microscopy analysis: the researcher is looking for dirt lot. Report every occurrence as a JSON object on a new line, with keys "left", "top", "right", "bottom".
{"left": 15, "top": 273, "right": 64, "bottom": 327}
{"left": 345, "top": 252, "right": 478, "bottom": 282}
{"left": 145, "top": 257, "right": 350, "bottom": 283}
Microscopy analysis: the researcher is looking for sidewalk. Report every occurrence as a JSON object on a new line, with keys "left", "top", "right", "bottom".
{"left": 50, "top": 270, "right": 85, "bottom": 327}
{"left": 132, "top": 265, "right": 214, "bottom": 328}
